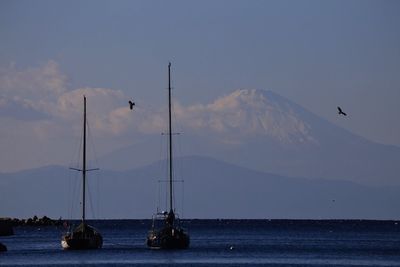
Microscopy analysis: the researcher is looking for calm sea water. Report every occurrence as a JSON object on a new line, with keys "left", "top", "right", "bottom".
{"left": 1, "top": 220, "right": 400, "bottom": 266}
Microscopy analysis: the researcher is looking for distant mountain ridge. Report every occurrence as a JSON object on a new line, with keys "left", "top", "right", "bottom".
{"left": 1, "top": 155, "right": 399, "bottom": 220}
{"left": 2, "top": 89, "right": 399, "bottom": 219}
{"left": 99, "top": 89, "right": 400, "bottom": 186}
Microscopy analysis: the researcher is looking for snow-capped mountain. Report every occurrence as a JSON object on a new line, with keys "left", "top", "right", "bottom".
{"left": 180, "top": 89, "right": 318, "bottom": 145}
{"left": 99, "top": 89, "right": 400, "bottom": 186}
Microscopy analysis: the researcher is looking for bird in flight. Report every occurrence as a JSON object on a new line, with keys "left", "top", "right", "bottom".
{"left": 337, "top": 106, "right": 347, "bottom": 116}
{"left": 129, "top": 100, "right": 135, "bottom": 110}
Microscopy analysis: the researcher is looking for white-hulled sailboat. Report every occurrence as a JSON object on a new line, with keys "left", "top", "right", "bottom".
{"left": 61, "top": 96, "right": 103, "bottom": 250}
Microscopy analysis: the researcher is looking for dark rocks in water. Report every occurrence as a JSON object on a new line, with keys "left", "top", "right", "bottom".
{"left": 0, "top": 220, "right": 14, "bottom": 236}
{"left": 0, "top": 216, "right": 64, "bottom": 227}
{"left": 0, "top": 242, "right": 6, "bottom": 252}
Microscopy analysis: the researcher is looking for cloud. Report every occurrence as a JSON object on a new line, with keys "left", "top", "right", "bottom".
{"left": 0, "top": 61, "right": 68, "bottom": 120}
{"left": 0, "top": 96, "right": 50, "bottom": 121}
{"left": 0, "top": 62, "right": 315, "bottom": 142}
{"left": 0, "top": 61, "right": 135, "bottom": 171}
{"left": 0, "top": 61, "right": 131, "bottom": 134}
{"left": 0, "top": 62, "right": 317, "bottom": 171}
{"left": 55, "top": 87, "right": 125, "bottom": 119}
{"left": 0, "top": 60, "right": 67, "bottom": 100}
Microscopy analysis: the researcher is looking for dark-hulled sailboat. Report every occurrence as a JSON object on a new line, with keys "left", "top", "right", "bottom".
{"left": 146, "top": 63, "right": 190, "bottom": 249}
{"left": 61, "top": 96, "right": 103, "bottom": 250}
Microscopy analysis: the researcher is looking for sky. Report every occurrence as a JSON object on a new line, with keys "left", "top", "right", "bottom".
{"left": 0, "top": 0, "right": 399, "bottom": 172}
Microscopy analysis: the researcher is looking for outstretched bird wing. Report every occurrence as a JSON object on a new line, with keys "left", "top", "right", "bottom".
{"left": 337, "top": 106, "right": 347, "bottom": 116}
{"left": 128, "top": 100, "right": 135, "bottom": 109}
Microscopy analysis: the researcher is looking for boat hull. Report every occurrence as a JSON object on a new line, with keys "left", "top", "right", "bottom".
{"left": 61, "top": 223, "right": 102, "bottom": 250}
{"left": 61, "top": 235, "right": 102, "bottom": 250}
{"left": 147, "top": 227, "right": 189, "bottom": 249}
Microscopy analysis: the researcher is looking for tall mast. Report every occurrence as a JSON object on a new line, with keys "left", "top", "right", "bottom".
{"left": 168, "top": 63, "right": 173, "bottom": 213}
{"left": 82, "top": 96, "right": 87, "bottom": 222}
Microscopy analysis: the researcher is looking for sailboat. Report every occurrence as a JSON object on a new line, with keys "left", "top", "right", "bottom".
{"left": 146, "top": 63, "right": 190, "bottom": 249}
{"left": 61, "top": 96, "right": 103, "bottom": 250}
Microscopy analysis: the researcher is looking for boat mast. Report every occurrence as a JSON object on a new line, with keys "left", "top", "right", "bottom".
{"left": 168, "top": 63, "right": 173, "bottom": 213}
{"left": 82, "top": 96, "right": 87, "bottom": 222}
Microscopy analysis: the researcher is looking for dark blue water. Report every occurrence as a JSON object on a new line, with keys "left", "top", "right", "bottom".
{"left": 1, "top": 220, "right": 400, "bottom": 266}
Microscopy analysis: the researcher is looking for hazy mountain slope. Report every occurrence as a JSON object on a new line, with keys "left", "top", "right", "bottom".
{"left": 99, "top": 89, "right": 400, "bottom": 186}
{"left": 1, "top": 156, "right": 399, "bottom": 219}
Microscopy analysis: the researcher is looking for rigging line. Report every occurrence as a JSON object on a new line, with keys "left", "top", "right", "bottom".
{"left": 162, "top": 134, "right": 169, "bottom": 212}
{"left": 171, "top": 97, "right": 184, "bottom": 148}
{"left": 96, "top": 171, "right": 100, "bottom": 218}
{"left": 156, "top": 140, "right": 161, "bottom": 213}
{"left": 72, "top": 115, "right": 84, "bottom": 170}
{"left": 181, "top": 180, "right": 185, "bottom": 218}
{"left": 86, "top": 115, "right": 101, "bottom": 217}
{"left": 168, "top": 99, "right": 176, "bottom": 212}
{"left": 171, "top": 98, "right": 185, "bottom": 214}
{"left": 158, "top": 129, "right": 169, "bottom": 212}
{"left": 68, "top": 172, "right": 76, "bottom": 219}
{"left": 167, "top": 65, "right": 188, "bottom": 229}
{"left": 68, "top": 167, "right": 78, "bottom": 219}
{"left": 164, "top": 181, "right": 168, "bottom": 211}
{"left": 71, "top": 116, "right": 84, "bottom": 219}
{"left": 86, "top": 115, "right": 100, "bottom": 169}
{"left": 157, "top": 180, "right": 161, "bottom": 213}
{"left": 68, "top": 172, "right": 73, "bottom": 219}
{"left": 173, "top": 148, "right": 181, "bottom": 212}
{"left": 71, "top": 172, "right": 81, "bottom": 220}
{"left": 158, "top": 133, "right": 164, "bottom": 197}
{"left": 76, "top": 172, "right": 82, "bottom": 220}
{"left": 66, "top": 168, "right": 72, "bottom": 219}
{"left": 171, "top": 101, "right": 176, "bottom": 212}
{"left": 179, "top": 141, "right": 184, "bottom": 216}
{"left": 67, "top": 128, "right": 83, "bottom": 220}
{"left": 73, "top": 130, "right": 83, "bottom": 219}
{"left": 67, "top": 134, "right": 78, "bottom": 219}
{"left": 87, "top": 176, "right": 96, "bottom": 219}
{"left": 70, "top": 117, "right": 84, "bottom": 168}
{"left": 67, "top": 102, "right": 87, "bottom": 220}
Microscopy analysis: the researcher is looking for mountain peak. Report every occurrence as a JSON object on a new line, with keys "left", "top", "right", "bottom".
{"left": 232, "top": 88, "right": 274, "bottom": 97}
{"left": 207, "top": 89, "right": 317, "bottom": 144}
{"left": 231, "top": 89, "right": 285, "bottom": 101}
{"left": 224, "top": 89, "right": 279, "bottom": 107}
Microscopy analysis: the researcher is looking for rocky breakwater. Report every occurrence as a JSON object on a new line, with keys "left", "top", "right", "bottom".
{"left": 1, "top": 216, "right": 64, "bottom": 252}
{"left": 0, "top": 219, "right": 12, "bottom": 252}
{"left": 0, "top": 219, "right": 14, "bottom": 236}
{"left": 1, "top": 215, "right": 64, "bottom": 227}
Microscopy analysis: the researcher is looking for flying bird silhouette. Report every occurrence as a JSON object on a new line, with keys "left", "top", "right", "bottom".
{"left": 129, "top": 100, "right": 135, "bottom": 110}
{"left": 337, "top": 106, "right": 347, "bottom": 116}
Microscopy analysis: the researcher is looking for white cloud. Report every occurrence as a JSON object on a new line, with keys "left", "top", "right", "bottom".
{"left": 0, "top": 61, "right": 131, "bottom": 134}
{"left": 0, "top": 62, "right": 318, "bottom": 171}
{"left": 0, "top": 61, "right": 135, "bottom": 171}
{"left": 0, "top": 61, "right": 68, "bottom": 120}
{"left": 0, "top": 60, "right": 67, "bottom": 100}
{"left": 55, "top": 87, "right": 125, "bottom": 119}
